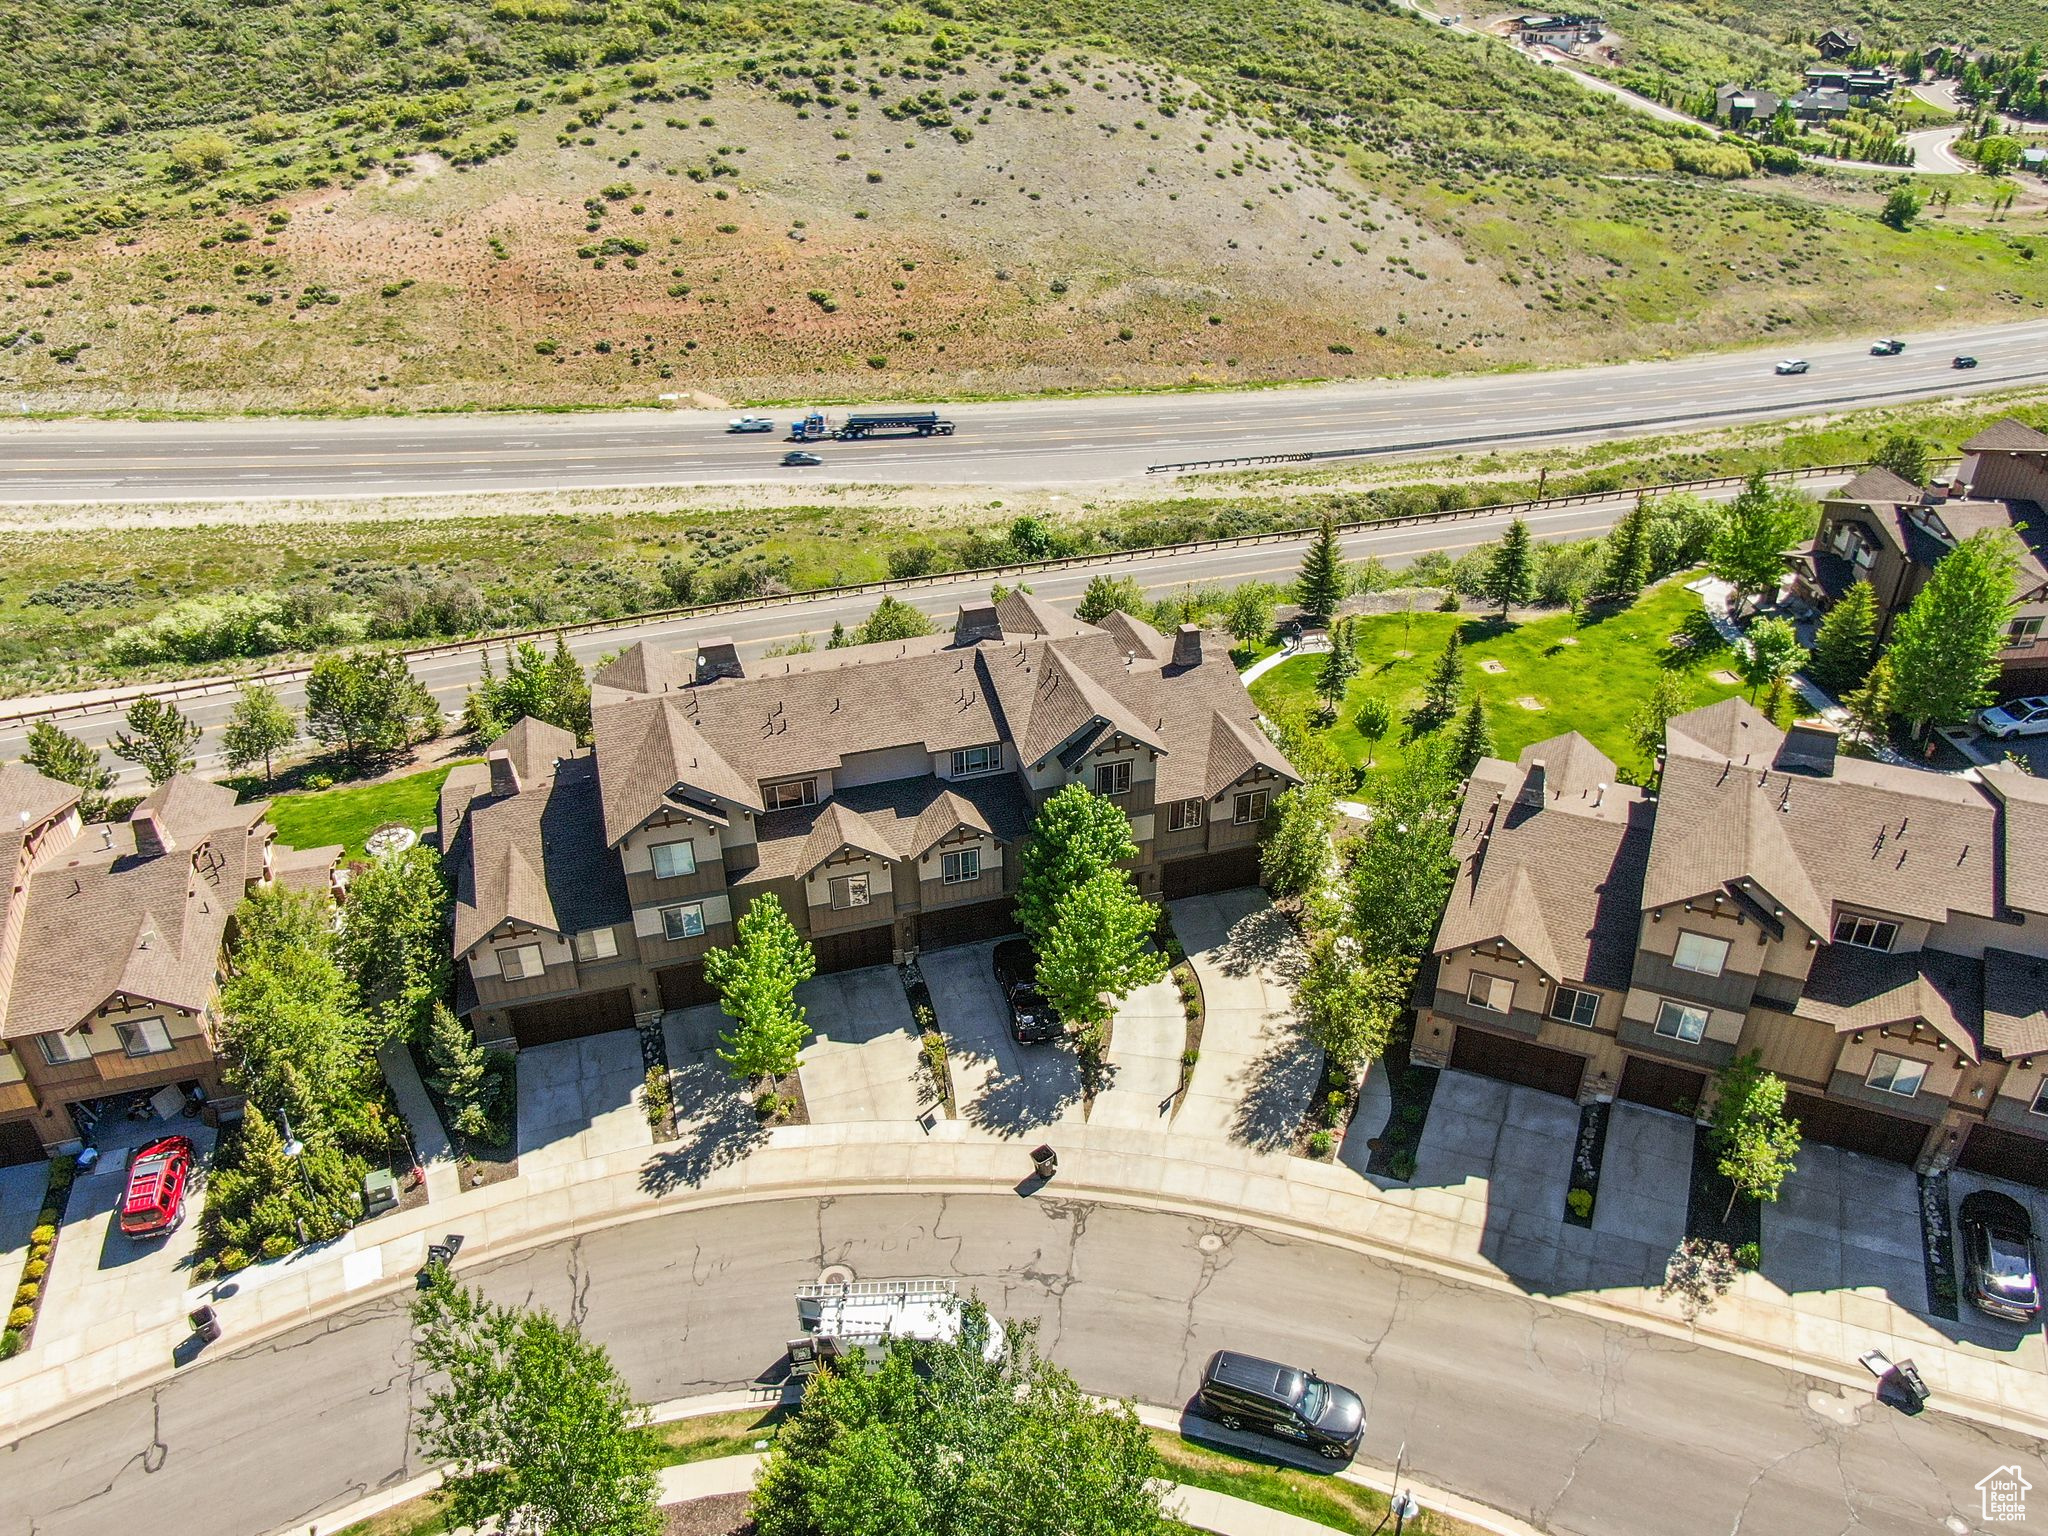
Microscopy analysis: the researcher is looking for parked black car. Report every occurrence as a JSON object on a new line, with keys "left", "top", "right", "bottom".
{"left": 992, "top": 938, "right": 1062, "bottom": 1044}
{"left": 1960, "top": 1190, "right": 2040, "bottom": 1322}
{"left": 1197, "top": 1350, "right": 1364, "bottom": 1460}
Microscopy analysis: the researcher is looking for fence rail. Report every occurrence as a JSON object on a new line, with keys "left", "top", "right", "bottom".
{"left": 0, "top": 460, "right": 1901, "bottom": 730}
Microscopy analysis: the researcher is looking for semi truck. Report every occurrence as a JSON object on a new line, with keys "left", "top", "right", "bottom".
{"left": 787, "top": 410, "right": 956, "bottom": 442}
{"left": 786, "top": 1277, "right": 1002, "bottom": 1377}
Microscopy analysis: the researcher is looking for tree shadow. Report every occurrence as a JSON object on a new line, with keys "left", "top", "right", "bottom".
{"left": 1230, "top": 1028, "right": 1321, "bottom": 1153}
{"left": 964, "top": 1046, "right": 1083, "bottom": 1139}
{"left": 638, "top": 1060, "right": 767, "bottom": 1195}
{"left": 1208, "top": 902, "right": 1298, "bottom": 982}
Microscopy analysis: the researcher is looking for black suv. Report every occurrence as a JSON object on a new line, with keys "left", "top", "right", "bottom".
{"left": 992, "top": 939, "right": 1061, "bottom": 1044}
{"left": 1197, "top": 1350, "right": 1364, "bottom": 1460}
{"left": 1960, "top": 1189, "right": 2040, "bottom": 1322}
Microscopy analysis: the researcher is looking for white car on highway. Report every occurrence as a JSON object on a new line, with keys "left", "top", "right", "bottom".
{"left": 727, "top": 416, "right": 776, "bottom": 433}
{"left": 1979, "top": 696, "right": 2048, "bottom": 739}
{"left": 1774, "top": 359, "right": 1811, "bottom": 375}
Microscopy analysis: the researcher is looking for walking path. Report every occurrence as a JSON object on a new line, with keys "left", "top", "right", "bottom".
{"left": 377, "top": 1039, "right": 460, "bottom": 1204}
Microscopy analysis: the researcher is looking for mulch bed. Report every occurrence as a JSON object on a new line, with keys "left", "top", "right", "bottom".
{"left": 663, "top": 1493, "right": 754, "bottom": 1536}
{"left": 1563, "top": 1100, "right": 1611, "bottom": 1228}
{"left": 1365, "top": 1030, "right": 1439, "bottom": 1181}
{"left": 1683, "top": 1135, "right": 1762, "bottom": 1255}
{"left": 408, "top": 1041, "right": 521, "bottom": 1190}
{"left": 1292, "top": 1052, "right": 1356, "bottom": 1162}
{"left": 639, "top": 1019, "right": 679, "bottom": 1141}
{"left": 759, "top": 1070, "right": 810, "bottom": 1128}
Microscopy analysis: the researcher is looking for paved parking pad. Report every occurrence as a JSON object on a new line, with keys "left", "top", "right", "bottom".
{"left": 1944, "top": 1170, "right": 2048, "bottom": 1348}
{"left": 919, "top": 944, "right": 1081, "bottom": 1139}
{"left": 1089, "top": 975, "right": 1187, "bottom": 1130}
{"left": 1762, "top": 1145, "right": 1926, "bottom": 1309}
{"left": 1592, "top": 1104, "right": 1693, "bottom": 1253}
{"left": 518, "top": 1031, "right": 652, "bottom": 1173}
{"left": 795, "top": 966, "right": 923, "bottom": 1124}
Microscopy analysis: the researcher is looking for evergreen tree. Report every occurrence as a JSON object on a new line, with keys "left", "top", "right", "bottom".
{"left": 1260, "top": 780, "right": 1336, "bottom": 901}
{"left": 221, "top": 683, "right": 299, "bottom": 783}
{"left": 22, "top": 721, "right": 116, "bottom": 821}
{"left": 1708, "top": 473, "right": 1807, "bottom": 611}
{"left": 1314, "top": 617, "right": 1360, "bottom": 713}
{"left": 1295, "top": 514, "right": 1346, "bottom": 625}
{"left": 1416, "top": 631, "right": 1465, "bottom": 728}
{"left": 1808, "top": 581, "right": 1879, "bottom": 695}
{"left": 1886, "top": 530, "right": 2023, "bottom": 739}
{"left": 1841, "top": 655, "right": 1895, "bottom": 752}
{"left": 1602, "top": 496, "right": 1652, "bottom": 600}
{"left": 1869, "top": 432, "right": 1930, "bottom": 486}
{"left": 1451, "top": 696, "right": 1493, "bottom": 775}
{"left": 827, "top": 621, "right": 849, "bottom": 649}
{"left": 423, "top": 1002, "right": 508, "bottom": 1145}
{"left": 1481, "top": 517, "right": 1537, "bottom": 618}
{"left": 1015, "top": 784, "right": 1140, "bottom": 943}
{"left": 110, "top": 695, "right": 201, "bottom": 786}
{"left": 704, "top": 894, "right": 816, "bottom": 1084}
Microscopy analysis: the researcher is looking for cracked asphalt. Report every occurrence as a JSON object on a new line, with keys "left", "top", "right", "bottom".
{"left": 4, "top": 1194, "right": 2040, "bottom": 1536}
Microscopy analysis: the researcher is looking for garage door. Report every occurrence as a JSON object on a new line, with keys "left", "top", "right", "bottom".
{"left": 507, "top": 986, "right": 635, "bottom": 1048}
{"left": 1449, "top": 1027, "right": 1587, "bottom": 1100}
{"left": 657, "top": 962, "right": 716, "bottom": 1011}
{"left": 1618, "top": 1056, "right": 1708, "bottom": 1116}
{"left": 0, "top": 1118, "right": 45, "bottom": 1168}
{"left": 917, "top": 898, "right": 1016, "bottom": 952}
{"left": 1785, "top": 1092, "right": 1930, "bottom": 1165}
{"left": 811, "top": 923, "right": 895, "bottom": 974}
{"left": 1959, "top": 1123, "right": 2048, "bottom": 1188}
{"left": 1161, "top": 846, "right": 1264, "bottom": 901}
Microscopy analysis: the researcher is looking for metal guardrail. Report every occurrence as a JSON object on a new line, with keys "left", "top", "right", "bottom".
{"left": 0, "top": 460, "right": 1899, "bottom": 729}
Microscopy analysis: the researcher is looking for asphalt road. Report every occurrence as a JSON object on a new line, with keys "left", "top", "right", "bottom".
{"left": 0, "top": 478, "right": 1817, "bottom": 788}
{"left": 4, "top": 320, "right": 2047, "bottom": 501}
{"left": 4, "top": 1194, "right": 2035, "bottom": 1536}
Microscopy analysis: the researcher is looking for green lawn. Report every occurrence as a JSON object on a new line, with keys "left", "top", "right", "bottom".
{"left": 1251, "top": 578, "right": 1749, "bottom": 785}
{"left": 265, "top": 762, "right": 475, "bottom": 860}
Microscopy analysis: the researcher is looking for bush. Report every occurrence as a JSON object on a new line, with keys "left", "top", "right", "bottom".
{"left": 1734, "top": 1241, "right": 1761, "bottom": 1272}
{"left": 0, "top": 1330, "right": 20, "bottom": 1359}
{"left": 22, "top": 1258, "right": 47, "bottom": 1283}
{"left": 14, "top": 1282, "right": 38, "bottom": 1307}
{"left": 191, "top": 1257, "right": 218, "bottom": 1282}
{"left": 643, "top": 1064, "right": 674, "bottom": 1128}
{"left": 1307, "top": 1130, "right": 1334, "bottom": 1158}
{"left": 29, "top": 1224, "right": 55, "bottom": 1247}
{"left": 1566, "top": 1187, "right": 1594, "bottom": 1219}
{"left": 1388, "top": 1149, "right": 1417, "bottom": 1181}
{"left": 218, "top": 1247, "right": 251, "bottom": 1274}
{"left": 6, "top": 1307, "right": 30, "bottom": 1332}
{"left": 260, "top": 1234, "right": 295, "bottom": 1261}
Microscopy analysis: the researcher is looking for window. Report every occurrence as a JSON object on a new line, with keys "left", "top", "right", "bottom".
{"left": 941, "top": 849, "right": 981, "bottom": 884}
{"left": 37, "top": 1031, "right": 90, "bottom": 1066}
{"left": 574, "top": 927, "right": 619, "bottom": 962}
{"left": 951, "top": 745, "right": 997, "bottom": 776}
{"left": 1167, "top": 798, "right": 1205, "bottom": 832}
{"left": 1653, "top": 999, "right": 1709, "bottom": 1043}
{"left": 1549, "top": 986, "right": 1600, "bottom": 1028}
{"left": 1672, "top": 931, "right": 1730, "bottom": 977}
{"left": 764, "top": 778, "right": 817, "bottom": 810}
{"left": 650, "top": 840, "right": 697, "bottom": 879}
{"left": 1233, "top": 789, "right": 1270, "bottom": 826}
{"left": 498, "top": 943, "right": 546, "bottom": 982}
{"left": 829, "top": 874, "right": 871, "bottom": 910}
{"left": 1095, "top": 761, "right": 1132, "bottom": 796}
{"left": 115, "top": 1017, "right": 173, "bottom": 1057}
{"left": 2009, "top": 616, "right": 2044, "bottom": 646}
{"left": 661, "top": 904, "right": 706, "bottom": 942}
{"left": 1466, "top": 973, "right": 1514, "bottom": 1015}
{"left": 2031, "top": 1079, "right": 2048, "bottom": 1118}
{"left": 1832, "top": 913, "right": 1899, "bottom": 953}
{"left": 1865, "top": 1052, "right": 1927, "bottom": 1098}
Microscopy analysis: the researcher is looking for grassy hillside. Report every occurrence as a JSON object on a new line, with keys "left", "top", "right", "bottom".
{"left": 1, "top": 0, "right": 2044, "bottom": 411}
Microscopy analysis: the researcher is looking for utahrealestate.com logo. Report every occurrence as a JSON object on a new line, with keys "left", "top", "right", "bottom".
{"left": 1976, "top": 1465, "right": 2032, "bottom": 1523}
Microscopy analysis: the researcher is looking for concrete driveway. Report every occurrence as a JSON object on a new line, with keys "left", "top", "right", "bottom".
{"left": 1762, "top": 1145, "right": 1926, "bottom": 1310}
{"left": 1166, "top": 890, "right": 1317, "bottom": 1151}
{"left": 1592, "top": 1104, "right": 1693, "bottom": 1255}
{"left": 919, "top": 943, "right": 1081, "bottom": 1139}
{"left": 795, "top": 966, "right": 923, "bottom": 1124}
{"left": 1088, "top": 973, "right": 1186, "bottom": 1130}
{"left": 517, "top": 1031, "right": 652, "bottom": 1174}
{"left": 1945, "top": 1170, "right": 2048, "bottom": 1348}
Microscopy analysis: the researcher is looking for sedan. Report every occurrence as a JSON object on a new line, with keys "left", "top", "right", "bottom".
{"left": 781, "top": 450, "right": 824, "bottom": 467}
{"left": 993, "top": 938, "right": 1062, "bottom": 1044}
{"left": 1774, "top": 359, "right": 1811, "bottom": 375}
{"left": 1870, "top": 339, "right": 1905, "bottom": 356}
{"left": 1979, "top": 695, "right": 2048, "bottom": 738}
{"left": 1960, "top": 1189, "right": 2039, "bottom": 1322}
{"left": 1953, "top": 355, "right": 1980, "bottom": 369}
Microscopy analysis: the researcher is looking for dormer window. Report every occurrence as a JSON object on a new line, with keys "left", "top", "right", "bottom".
{"left": 764, "top": 778, "right": 818, "bottom": 810}
{"left": 951, "top": 745, "right": 997, "bottom": 777}
{"left": 1095, "top": 761, "right": 1132, "bottom": 796}
{"left": 1833, "top": 914, "right": 1898, "bottom": 953}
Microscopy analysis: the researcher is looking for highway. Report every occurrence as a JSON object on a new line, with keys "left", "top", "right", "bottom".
{"left": 3, "top": 1194, "right": 2030, "bottom": 1536}
{"left": 0, "top": 477, "right": 1830, "bottom": 789}
{"left": 4, "top": 319, "right": 2047, "bottom": 501}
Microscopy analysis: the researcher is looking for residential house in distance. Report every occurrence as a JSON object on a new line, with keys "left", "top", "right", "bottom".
{"left": 1791, "top": 85, "right": 1852, "bottom": 120}
{"left": 1804, "top": 65, "right": 1894, "bottom": 105}
{"left": 1816, "top": 26, "right": 1861, "bottom": 60}
{"left": 0, "top": 768, "right": 339, "bottom": 1164}
{"left": 1517, "top": 13, "right": 1603, "bottom": 48}
{"left": 1786, "top": 419, "right": 2048, "bottom": 693}
{"left": 1418, "top": 701, "right": 2048, "bottom": 1181}
{"left": 443, "top": 592, "right": 1298, "bottom": 1050}
{"left": 1715, "top": 86, "right": 1783, "bottom": 127}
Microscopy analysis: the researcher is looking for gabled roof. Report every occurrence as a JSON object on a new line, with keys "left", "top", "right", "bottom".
{"left": 734, "top": 772, "right": 1033, "bottom": 887}
{"left": 1981, "top": 764, "right": 2048, "bottom": 917}
{"left": 994, "top": 589, "right": 1092, "bottom": 639}
{"left": 494, "top": 717, "right": 577, "bottom": 784}
{"left": 1833, "top": 466, "right": 1924, "bottom": 506}
{"left": 794, "top": 800, "right": 900, "bottom": 878}
{"left": 593, "top": 640, "right": 689, "bottom": 697}
{"left": 450, "top": 755, "right": 631, "bottom": 955}
{"left": 1964, "top": 418, "right": 2048, "bottom": 453}
{"left": 1793, "top": 944, "right": 1984, "bottom": 1061}
{"left": 594, "top": 693, "right": 761, "bottom": 845}
{"left": 0, "top": 762, "right": 80, "bottom": 832}
{"left": 1984, "top": 949, "right": 2048, "bottom": 1058}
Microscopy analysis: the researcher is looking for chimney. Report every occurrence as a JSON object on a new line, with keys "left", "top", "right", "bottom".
{"left": 954, "top": 602, "right": 1003, "bottom": 645}
{"left": 694, "top": 637, "right": 744, "bottom": 682}
{"left": 1172, "top": 625, "right": 1203, "bottom": 668}
{"left": 488, "top": 748, "right": 523, "bottom": 799}
{"left": 1779, "top": 720, "right": 1840, "bottom": 778}
{"left": 130, "top": 807, "right": 174, "bottom": 858}
{"left": 1517, "top": 760, "right": 1546, "bottom": 809}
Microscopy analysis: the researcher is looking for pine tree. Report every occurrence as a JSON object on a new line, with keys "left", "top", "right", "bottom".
{"left": 1481, "top": 518, "right": 1536, "bottom": 619}
{"left": 1417, "top": 631, "right": 1465, "bottom": 728}
{"left": 1808, "top": 581, "right": 1879, "bottom": 695}
{"left": 704, "top": 894, "right": 816, "bottom": 1084}
{"left": 1841, "top": 655, "right": 1895, "bottom": 752}
{"left": 1314, "top": 617, "right": 1360, "bottom": 713}
{"left": 1602, "top": 496, "right": 1652, "bottom": 600}
{"left": 1451, "top": 696, "right": 1493, "bottom": 774}
{"left": 1296, "top": 514, "right": 1346, "bottom": 625}
{"left": 424, "top": 1002, "right": 506, "bottom": 1145}
{"left": 110, "top": 695, "right": 201, "bottom": 786}
{"left": 23, "top": 721, "right": 116, "bottom": 821}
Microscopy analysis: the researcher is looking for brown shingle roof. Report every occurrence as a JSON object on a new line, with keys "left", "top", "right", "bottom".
{"left": 1964, "top": 418, "right": 2048, "bottom": 453}
{"left": 1095, "top": 610, "right": 1175, "bottom": 663}
{"left": 1835, "top": 466, "right": 1924, "bottom": 505}
{"left": 733, "top": 772, "right": 1033, "bottom": 886}
{"left": 494, "top": 718, "right": 577, "bottom": 784}
{"left": 1984, "top": 949, "right": 2048, "bottom": 1057}
{"left": 1793, "top": 944, "right": 1984, "bottom": 1061}
{"left": 1982, "top": 764, "right": 2048, "bottom": 917}
{"left": 451, "top": 755, "right": 631, "bottom": 955}
{"left": 594, "top": 693, "right": 761, "bottom": 845}
{"left": 0, "top": 762, "right": 80, "bottom": 831}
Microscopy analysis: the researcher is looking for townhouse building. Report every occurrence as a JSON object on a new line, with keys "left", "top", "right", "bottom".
{"left": 1788, "top": 419, "right": 2048, "bottom": 693}
{"left": 1419, "top": 699, "right": 2048, "bottom": 1181}
{"left": 444, "top": 592, "right": 1298, "bottom": 1050}
{"left": 0, "top": 767, "right": 339, "bottom": 1165}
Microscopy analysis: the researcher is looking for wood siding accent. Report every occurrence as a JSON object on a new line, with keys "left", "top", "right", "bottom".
{"left": 625, "top": 860, "right": 729, "bottom": 909}
{"left": 89, "top": 1030, "right": 218, "bottom": 1084}
{"left": 1734, "top": 1009, "right": 1841, "bottom": 1089}
{"left": 0, "top": 1080, "right": 38, "bottom": 1116}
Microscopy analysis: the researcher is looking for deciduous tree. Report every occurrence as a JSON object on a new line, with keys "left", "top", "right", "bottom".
{"left": 1016, "top": 784, "right": 1139, "bottom": 943}
{"left": 1347, "top": 737, "right": 1461, "bottom": 962}
{"left": 1869, "top": 432, "right": 1929, "bottom": 486}
{"left": 1296, "top": 930, "right": 1414, "bottom": 1072}
{"left": 1353, "top": 693, "right": 1391, "bottom": 767}
{"left": 1034, "top": 870, "right": 1166, "bottom": 1038}
{"left": 1627, "top": 673, "right": 1690, "bottom": 775}
{"left": 705, "top": 894, "right": 816, "bottom": 1084}
{"left": 853, "top": 595, "right": 936, "bottom": 645}
{"left": 1886, "top": 529, "right": 2022, "bottom": 739}
{"left": 305, "top": 651, "right": 442, "bottom": 770}
{"left": 110, "top": 695, "right": 201, "bottom": 786}
{"left": 1075, "top": 575, "right": 1146, "bottom": 624}
{"left": 22, "top": 721, "right": 115, "bottom": 821}
{"left": 222, "top": 683, "right": 298, "bottom": 783}
{"left": 1709, "top": 473, "right": 1807, "bottom": 611}
{"left": 1260, "top": 780, "right": 1336, "bottom": 901}
{"left": 1224, "top": 582, "right": 1277, "bottom": 649}
{"left": 336, "top": 844, "right": 452, "bottom": 1040}
{"left": 1708, "top": 1052, "right": 1802, "bottom": 1219}
{"left": 1737, "top": 616, "right": 1807, "bottom": 704}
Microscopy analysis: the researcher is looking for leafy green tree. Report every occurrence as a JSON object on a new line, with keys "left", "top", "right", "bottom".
{"left": 1481, "top": 517, "right": 1536, "bottom": 619}
{"left": 305, "top": 651, "right": 442, "bottom": 770}
{"left": 1886, "top": 529, "right": 2022, "bottom": 739}
{"left": 1708, "top": 1052, "right": 1802, "bottom": 1219}
{"left": 222, "top": 683, "right": 298, "bottom": 783}
{"left": 1450, "top": 696, "right": 1493, "bottom": 774}
{"left": 853, "top": 595, "right": 936, "bottom": 645}
{"left": 412, "top": 1276, "right": 662, "bottom": 1536}
{"left": 1297, "top": 931, "right": 1414, "bottom": 1072}
{"left": 754, "top": 1309, "right": 1166, "bottom": 1536}
{"left": 1347, "top": 736, "right": 1461, "bottom": 962}
{"left": 22, "top": 721, "right": 115, "bottom": 821}
{"left": 1007, "top": 515, "right": 1058, "bottom": 560}
{"left": 1841, "top": 654, "right": 1895, "bottom": 751}
{"left": 705, "top": 894, "right": 816, "bottom": 1083}
{"left": 1602, "top": 497, "right": 1653, "bottom": 600}
{"left": 1709, "top": 473, "right": 1807, "bottom": 611}
{"left": 110, "top": 695, "right": 201, "bottom": 786}
{"left": 1975, "top": 135, "right": 2023, "bottom": 175}
{"left": 1075, "top": 575, "right": 1147, "bottom": 624}
{"left": 1869, "top": 432, "right": 1929, "bottom": 486}
{"left": 422, "top": 1002, "right": 510, "bottom": 1146}
{"left": 1353, "top": 693, "right": 1391, "bottom": 767}
{"left": 1015, "top": 783, "right": 1139, "bottom": 943}
{"left": 168, "top": 132, "right": 234, "bottom": 180}
{"left": 1314, "top": 617, "right": 1359, "bottom": 713}
{"left": 1034, "top": 870, "right": 1166, "bottom": 1037}
{"left": 1295, "top": 514, "right": 1346, "bottom": 625}
{"left": 1737, "top": 617, "right": 1807, "bottom": 703}
{"left": 1628, "top": 673, "right": 1689, "bottom": 773}
{"left": 336, "top": 845, "right": 451, "bottom": 1040}
{"left": 461, "top": 637, "right": 593, "bottom": 746}
{"left": 1260, "top": 780, "right": 1335, "bottom": 901}
{"left": 1880, "top": 186, "right": 1922, "bottom": 229}
{"left": 1808, "top": 581, "right": 1879, "bottom": 695}
{"left": 1415, "top": 631, "right": 1465, "bottom": 729}
{"left": 1224, "top": 582, "right": 1277, "bottom": 649}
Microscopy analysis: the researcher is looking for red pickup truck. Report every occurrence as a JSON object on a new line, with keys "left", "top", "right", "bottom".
{"left": 120, "top": 1135, "right": 195, "bottom": 1239}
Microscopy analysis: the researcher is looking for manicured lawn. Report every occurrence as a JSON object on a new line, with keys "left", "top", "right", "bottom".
{"left": 1250, "top": 577, "right": 1750, "bottom": 784}
{"left": 1152, "top": 1429, "right": 1486, "bottom": 1535}
{"left": 265, "top": 761, "right": 476, "bottom": 860}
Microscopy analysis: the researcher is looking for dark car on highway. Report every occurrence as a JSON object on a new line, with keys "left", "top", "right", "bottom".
{"left": 1960, "top": 1190, "right": 2040, "bottom": 1322}
{"left": 782, "top": 450, "right": 824, "bottom": 466}
{"left": 1953, "top": 355, "right": 1980, "bottom": 369}
{"left": 1870, "top": 338, "right": 1904, "bottom": 355}
{"left": 1197, "top": 1350, "right": 1365, "bottom": 1460}
{"left": 992, "top": 938, "right": 1062, "bottom": 1044}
